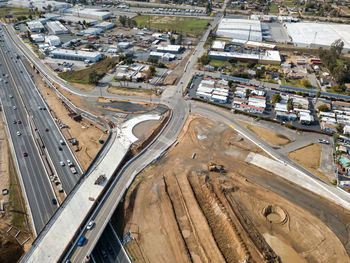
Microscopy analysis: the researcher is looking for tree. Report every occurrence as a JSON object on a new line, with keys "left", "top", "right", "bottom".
{"left": 149, "top": 65, "right": 156, "bottom": 76}
{"left": 206, "top": 2, "right": 212, "bottom": 14}
{"left": 119, "top": 15, "right": 127, "bottom": 26}
{"left": 198, "top": 53, "right": 211, "bottom": 65}
{"left": 317, "top": 104, "right": 329, "bottom": 112}
{"left": 47, "top": 4, "right": 52, "bottom": 12}
{"left": 245, "top": 89, "right": 251, "bottom": 98}
{"left": 177, "top": 34, "right": 183, "bottom": 45}
{"left": 287, "top": 99, "right": 293, "bottom": 111}
{"left": 300, "top": 78, "right": 312, "bottom": 88}
{"left": 170, "top": 36, "right": 175, "bottom": 45}
{"left": 271, "top": 94, "right": 282, "bottom": 104}
{"left": 88, "top": 70, "right": 100, "bottom": 84}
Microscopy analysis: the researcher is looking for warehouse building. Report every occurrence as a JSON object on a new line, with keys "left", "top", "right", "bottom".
{"left": 46, "top": 21, "right": 69, "bottom": 34}
{"left": 50, "top": 49, "right": 103, "bottom": 62}
{"left": 157, "top": 45, "right": 183, "bottom": 54}
{"left": 208, "top": 50, "right": 281, "bottom": 65}
{"left": 150, "top": 52, "right": 176, "bottom": 61}
{"left": 94, "top": 22, "right": 115, "bottom": 31}
{"left": 79, "top": 27, "right": 103, "bottom": 36}
{"left": 31, "top": 34, "right": 44, "bottom": 42}
{"left": 8, "top": 0, "right": 71, "bottom": 11}
{"left": 211, "top": 41, "right": 226, "bottom": 51}
{"left": 60, "top": 16, "right": 98, "bottom": 26}
{"left": 284, "top": 22, "right": 350, "bottom": 53}
{"left": 45, "top": 35, "right": 61, "bottom": 46}
{"left": 27, "top": 20, "right": 44, "bottom": 32}
{"left": 216, "top": 18, "right": 263, "bottom": 41}
{"left": 71, "top": 8, "right": 111, "bottom": 20}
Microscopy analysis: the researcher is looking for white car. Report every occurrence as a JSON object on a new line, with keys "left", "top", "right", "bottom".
{"left": 67, "top": 160, "right": 73, "bottom": 167}
{"left": 86, "top": 220, "right": 95, "bottom": 230}
{"left": 60, "top": 161, "right": 65, "bottom": 166}
{"left": 16, "top": 131, "right": 21, "bottom": 136}
{"left": 12, "top": 106, "right": 16, "bottom": 110}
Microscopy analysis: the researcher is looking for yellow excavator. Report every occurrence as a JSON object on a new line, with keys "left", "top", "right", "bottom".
{"left": 208, "top": 161, "right": 225, "bottom": 173}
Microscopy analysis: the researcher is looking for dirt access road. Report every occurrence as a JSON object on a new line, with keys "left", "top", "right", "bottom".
{"left": 114, "top": 115, "right": 350, "bottom": 263}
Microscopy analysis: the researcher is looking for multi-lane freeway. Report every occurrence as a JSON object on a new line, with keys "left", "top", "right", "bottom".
{"left": 0, "top": 24, "right": 82, "bottom": 233}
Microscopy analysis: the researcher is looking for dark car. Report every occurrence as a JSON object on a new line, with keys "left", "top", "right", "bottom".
{"left": 52, "top": 198, "right": 57, "bottom": 205}
{"left": 13, "top": 120, "right": 16, "bottom": 124}
{"left": 58, "top": 146, "right": 63, "bottom": 151}
{"left": 45, "top": 128, "right": 49, "bottom": 132}
{"left": 77, "top": 236, "right": 86, "bottom": 246}
{"left": 23, "top": 152, "right": 28, "bottom": 157}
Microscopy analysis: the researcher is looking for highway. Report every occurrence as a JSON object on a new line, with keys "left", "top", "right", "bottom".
{"left": 0, "top": 24, "right": 82, "bottom": 193}
{"left": 0, "top": 25, "right": 83, "bottom": 233}
{"left": 0, "top": 29, "right": 57, "bottom": 233}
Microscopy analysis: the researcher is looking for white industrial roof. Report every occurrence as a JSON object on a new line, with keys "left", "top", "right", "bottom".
{"left": 211, "top": 40, "right": 226, "bottom": 50}
{"left": 285, "top": 22, "right": 350, "bottom": 50}
{"left": 209, "top": 50, "right": 281, "bottom": 63}
{"left": 157, "top": 45, "right": 182, "bottom": 52}
{"left": 60, "top": 16, "right": 97, "bottom": 24}
{"left": 217, "top": 18, "right": 262, "bottom": 41}
{"left": 197, "top": 85, "right": 214, "bottom": 93}
{"left": 50, "top": 48, "right": 101, "bottom": 59}
{"left": 246, "top": 41, "right": 275, "bottom": 49}
{"left": 46, "top": 21, "right": 69, "bottom": 33}
{"left": 27, "top": 20, "right": 44, "bottom": 29}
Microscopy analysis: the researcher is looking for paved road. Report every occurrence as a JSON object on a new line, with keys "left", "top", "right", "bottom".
{"left": 64, "top": 14, "right": 223, "bottom": 262}
{"left": 0, "top": 25, "right": 83, "bottom": 193}
{"left": 0, "top": 29, "right": 57, "bottom": 234}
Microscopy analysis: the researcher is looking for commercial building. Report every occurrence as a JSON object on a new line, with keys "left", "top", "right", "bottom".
{"left": 60, "top": 16, "right": 98, "bottom": 26}
{"left": 45, "top": 35, "right": 61, "bottom": 46}
{"left": 208, "top": 50, "right": 281, "bottom": 65}
{"left": 216, "top": 18, "right": 263, "bottom": 41}
{"left": 150, "top": 52, "right": 176, "bottom": 61}
{"left": 94, "top": 22, "right": 115, "bottom": 31}
{"left": 27, "top": 20, "right": 44, "bottom": 32}
{"left": 71, "top": 8, "right": 111, "bottom": 20}
{"left": 157, "top": 45, "right": 183, "bottom": 54}
{"left": 229, "top": 39, "right": 275, "bottom": 50}
{"left": 46, "top": 21, "right": 69, "bottom": 34}
{"left": 79, "top": 27, "right": 103, "bottom": 36}
{"left": 31, "top": 34, "right": 45, "bottom": 42}
{"left": 8, "top": 0, "right": 71, "bottom": 11}
{"left": 299, "top": 112, "right": 314, "bottom": 125}
{"left": 50, "top": 49, "right": 103, "bottom": 62}
{"left": 117, "top": 42, "right": 131, "bottom": 49}
{"left": 211, "top": 41, "right": 226, "bottom": 51}
{"left": 284, "top": 22, "right": 350, "bottom": 53}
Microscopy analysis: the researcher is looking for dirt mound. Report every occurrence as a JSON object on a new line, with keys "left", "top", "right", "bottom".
{"left": 263, "top": 205, "right": 288, "bottom": 225}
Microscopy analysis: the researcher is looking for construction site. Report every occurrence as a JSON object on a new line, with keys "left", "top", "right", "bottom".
{"left": 114, "top": 115, "right": 350, "bottom": 263}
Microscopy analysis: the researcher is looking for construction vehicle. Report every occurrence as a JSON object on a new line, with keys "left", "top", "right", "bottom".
{"left": 70, "top": 167, "right": 77, "bottom": 174}
{"left": 208, "top": 161, "right": 225, "bottom": 173}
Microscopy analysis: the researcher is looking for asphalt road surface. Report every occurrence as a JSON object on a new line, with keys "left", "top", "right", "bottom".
{"left": 0, "top": 24, "right": 82, "bottom": 194}
{"left": 0, "top": 29, "right": 57, "bottom": 234}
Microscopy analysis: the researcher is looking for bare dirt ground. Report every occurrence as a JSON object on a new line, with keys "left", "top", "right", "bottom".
{"left": 115, "top": 115, "right": 350, "bottom": 263}
{"left": 70, "top": 83, "right": 95, "bottom": 92}
{"left": 237, "top": 120, "right": 293, "bottom": 146}
{"left": 288, "top": 143, "right": 330, "bottom": 183}
{"left": 30, "top": 71, "right": 108, "bottom": 171}
{"left": 107, "top": 86, "right": 156, "bottom": 98}
{"left": 133, "top": 120, "right": 161, "bottom": 141}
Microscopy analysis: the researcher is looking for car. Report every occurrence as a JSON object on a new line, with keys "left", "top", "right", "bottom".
{"left": 60, "top": 139, "right": 65, "bottom": 145}
{"left": 13, "top": 120, "right": 16, "bottom": 124}
{"left": 77, "top": 236, "right": 86, "bottom": 246}
{"left": 52, "top": 198, "right": 57, "bottom": 205}
{"left": 86, "top": 220, "right": 95, "bottom": 230}
{"left": 16, "top": 131, "right": 21, "bottom": 136}
{"left": 58, "top": 146, "right": 63, "bottom": 151}
{"left": 60, "top": 161, "right": 65, "bottom": 166}
{"left": 12, "top": 106, "right": 16, "bottom": 110}
{"left": 318, "top": 139, "right": 330, "bottom": 144}
{"left": 17, "top": 120, "right": 21, "bottom": 124}
{"left": 23, "top": 152, "right": 28, "bottom": 157}
{"left": 101, "top": 249, "right": 107, "bottom": 258}
{"left": 9, "top": 94, "right": 13, "bottom": 98}
{"left": 67, "top": 160, "right": 73, "bottom": 167}
{"left": 45, "top": 128, "right": 49, "bottom": 132}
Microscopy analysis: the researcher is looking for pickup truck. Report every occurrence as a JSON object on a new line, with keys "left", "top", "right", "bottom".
{"left": 70, "top": 167, "right": 77, "bottom": 174}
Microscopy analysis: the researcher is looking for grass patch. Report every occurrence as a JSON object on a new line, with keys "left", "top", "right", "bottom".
{"left": 0, "top": 7, "right": 32, "bottom": 18}
{"left": 209, "top": 59, "right": 231, "bottom": 68}
{"left": 108, "top": 86, "right": 154, "bottom": 97}
{"left": 269, "top": 4, "right": 279, "bottom": 13}
{"left": 59, "top": 57, "right": 118, "bottom": 84}
{"left": 282, "top": 1, "right": 294, "bottom": 7}
{"left": 8, "top": 150, "right": 28, "bottom": 230}
{"left": 132, "top": 15, "right": 211, "bottom": 36}
{"left": 281, "top": 78, "right": 303, "bottom": 88}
